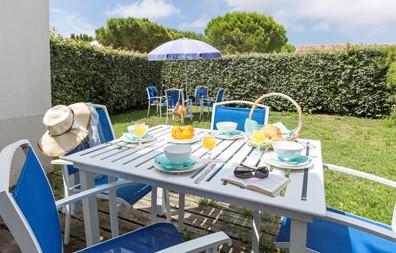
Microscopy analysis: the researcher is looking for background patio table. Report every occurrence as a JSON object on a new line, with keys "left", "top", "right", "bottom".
{"left": 63, "top": 125, "right": 326, "bottom": 253}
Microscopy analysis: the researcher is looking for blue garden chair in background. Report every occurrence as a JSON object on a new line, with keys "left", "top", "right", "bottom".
{"left": 165, "top": 88, "right": 193, "bottom": 123}
{"left": 276, "top": 163, "right": 396, "bottom": 253}
{"left": 192, "top": 86, "right": 209, "bottom": 120}
{"left": 146, "top": 85, "right": 166, "bottom": 117}
{"left": 200, "top": 88, "right": 225, "bottom": 120}
{"left": 0, "top": 140, "right": 232, "bottom": 253}
{"left": 210, "top": 100, "right": 269, "bottom": 131}
{"left": 52, "top": 104, "right": 153, "bottom": 245}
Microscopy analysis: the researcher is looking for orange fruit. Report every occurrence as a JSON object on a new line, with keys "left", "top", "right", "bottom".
{"left": 171, "top": 126, "right": 194, "bottom": 140}
{"left": 180, "top": 130, "right": 193, "bottom": 139}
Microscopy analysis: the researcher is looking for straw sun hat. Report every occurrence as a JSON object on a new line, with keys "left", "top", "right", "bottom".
{"left": 38, "top": 103, "right": 92, "bottom": 157}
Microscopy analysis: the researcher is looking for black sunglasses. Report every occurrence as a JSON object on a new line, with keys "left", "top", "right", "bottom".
{"left": 234, "top": 165, "right": 269, "bottom": 179}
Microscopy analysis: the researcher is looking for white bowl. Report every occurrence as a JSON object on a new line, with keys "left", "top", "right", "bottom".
{"left": 164, "top": 145, "right": 192, "bottom": 164}
{"left": 272, "top": 141, "right": 304, "bottom": 161}
{"left": 216, "top": 122, "right": 237, "bottom": 133}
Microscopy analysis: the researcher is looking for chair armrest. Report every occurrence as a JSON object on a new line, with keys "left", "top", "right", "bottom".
{"left": 325, "top": 210, "right": 396, "bottom": 242}
{"left": 323, "top": 163, "right": 396, "bottom": 189}
{"left": 392, "top": 203, "right": 396, "bottom": 231}
{"left": 51, "top": 159, "right": 73, "bottom": 166}
{"left": 55, "top": 180, "right": 130, "bottom": 209}
{"left": 156, "top": 231, "right": 231, "bottom": 253}
{"left": 0, "top": 140, "right": 31, "bottom": 191}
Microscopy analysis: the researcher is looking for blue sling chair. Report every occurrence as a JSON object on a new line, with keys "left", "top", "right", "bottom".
{"left": 192, "top": 86, "right": 209, "bottom": 107}
{"left": 146, "top": 85, "right": 166, "bottom": 117}
{"left": 192, "top": 86, "right": 209, "bottom": 120}
{"left": 198, "top": 87, "right": 225, "bottom": 121}
{"left": 0, "top": 140, "right": 231, "bottom": 253}
{"left": 165, "top": 88, "right": 193, "bottom": 123}
{"left": 202, "top": 88, "right": 225, "bottom": 121}
{"left": 210, "top": 100, "right": 269, "bottom": 131}
{"left": 51, "top": 104, "right": 153, "bottom": 245}
{"left": 276, "top": 163, "right": 396, "bottom": 253}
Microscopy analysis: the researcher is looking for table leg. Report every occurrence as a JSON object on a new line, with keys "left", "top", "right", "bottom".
{"left": 163, "top": 189, "right": 171, "bottom": 222}
{"left": 290, "top": 219, "right": 308, "bottom": 253}
{"left": 108, "top": 176, "right": 119, "bottom": 237}
{"left": 251, "top": 210, "right": 261, "bottom": 253}
{"left": 178, "top": 193, "right": 185, "bottom": 232}
{"left": 79, "top": 170, "right": 100, "bottom": 246}
{"left": 151, "top": 186, "right": 158, "bottom": 223}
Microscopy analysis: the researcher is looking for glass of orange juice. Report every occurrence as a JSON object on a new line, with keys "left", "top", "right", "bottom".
{"left": 202, "top": 131, "right": 217, "bottom": 159}
{"left": 134, "top": 122, "right": 148, "bottom": 145}
{"left": 250, "top": 127, "right": 265, "bottom": 157}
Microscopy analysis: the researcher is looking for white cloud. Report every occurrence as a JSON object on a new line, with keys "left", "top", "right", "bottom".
{"left": 106, "top": 0, "right": 179, "bottom": 20}
{"left": 178, "top": 16, "right": 210, "bottom": 30}
{"left": 226, "top": 0, "right": 396, "bottom": 35}
{"left": 50, "top": 8, "right": 95, "bottom": 36}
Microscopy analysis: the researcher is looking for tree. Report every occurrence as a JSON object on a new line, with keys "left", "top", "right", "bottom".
{"left": 205, "top": 12, "right": 289, "bottom": 54}
{"left": 96, "top": 17, "right": 203, "bottom": 52}
{"left": 70, "top": 33, "right": 94, "bottom": 42}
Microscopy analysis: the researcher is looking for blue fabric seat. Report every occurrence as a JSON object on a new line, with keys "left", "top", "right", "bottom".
{"left": 211, "top": 101, "right": 269, "bottom": 132}
{"left": 77, "top": 222, "right": 183, "bottom": 253}
{"left": 192, "top": 86, "right": 209, "bottom": 106}
{"left": 72, "top": 176, "right": 151, "bottom": 206}
{"left": 63, "top": 104, "right": 152, "bottom": 207}
{"left": 276, "top": 208, "right": 396, "bottom": 253}
{"left": 2, "top": 141, "right": 232, "bottom": 253}
{"left": 202, "top": 88, "right": 225, "bottom": 108}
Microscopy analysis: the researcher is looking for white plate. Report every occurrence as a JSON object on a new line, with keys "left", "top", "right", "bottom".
{"left": 215, "top": 130, "right": 245, "bottom": 140}
{"left": 154, "top": 155, "right": 201, "bottom": 174}
{"left": 121, "top": 133, "right": 155, "bottom": 144}
{"left": 263, "top": 152, "right": 314, "bottom": 170}
{"left": 166, "top": 135, "right": 200, "bottom": 144}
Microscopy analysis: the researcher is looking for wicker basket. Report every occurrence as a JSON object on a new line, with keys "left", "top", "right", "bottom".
{"left": 245, "top": 92, "right": 303, "bottom": 149}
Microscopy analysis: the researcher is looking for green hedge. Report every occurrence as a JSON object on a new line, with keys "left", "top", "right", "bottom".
{"left": 51, "top": 39, "right": 393, "bottom": 117}
{"left": 50, "top": 39, "right": 160, "bottom": 113}
{"left": 160, "top": 50, "right": 391, "bottom": 117}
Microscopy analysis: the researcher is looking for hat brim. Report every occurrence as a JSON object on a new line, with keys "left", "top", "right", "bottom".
{"left": 38, "top": 128, "right": 89, "bottom": 157}
{"left": 69, "top": 103, "right": 92, "bottom": 130}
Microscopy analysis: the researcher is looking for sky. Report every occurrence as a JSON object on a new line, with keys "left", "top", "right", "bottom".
{"left": 49, "top": 0, "right": 396, "bottom": 46}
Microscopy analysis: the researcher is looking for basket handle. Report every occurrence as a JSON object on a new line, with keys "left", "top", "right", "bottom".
{"left": 248, "top": 92, "right": 303, "bottom": 140}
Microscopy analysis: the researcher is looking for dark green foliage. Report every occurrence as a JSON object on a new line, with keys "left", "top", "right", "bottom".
{"left": 50, "top": 38, "right": 161, "bottom": 113}
{"left": 51, "top": 38, "right": 393, "bottom": 117}
{"left": 205, "top": 12, "right": 289, "bottom": 54}
{"left": 95, "top": 17, "right": 203, "bottom": 52}
{"left": 70, "top": 33, "right": 94, "bottom": 42}
{"left": 383, "top": 46, "right": 396, "bottom": 104}
{"left": 160, "top": 49, "right": 391, "bottom": 117}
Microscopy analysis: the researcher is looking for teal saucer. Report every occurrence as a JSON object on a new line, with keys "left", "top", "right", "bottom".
{"left": 154, "top": 155, "right": 198, "bottom": 171}
{"left": 219, "top": 130, "right": 243, "bottom": 136}
{"left": 277, "top": 155, "right": 310, "bottom": 165}
{"left": 123, "top": 133, "right": 153, "bottom": 142}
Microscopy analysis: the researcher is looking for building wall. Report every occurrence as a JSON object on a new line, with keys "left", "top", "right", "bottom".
{"left": 0, "top": 0, "right": 51, "bottom": 184}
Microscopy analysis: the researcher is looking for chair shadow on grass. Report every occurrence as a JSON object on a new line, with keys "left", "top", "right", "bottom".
{"left": 111, "top": 107, "right": 213, "bottom": 127}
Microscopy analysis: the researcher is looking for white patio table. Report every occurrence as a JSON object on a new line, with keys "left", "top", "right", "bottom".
{"left": 63, "top": 125, "right": 326, "bottom": 253}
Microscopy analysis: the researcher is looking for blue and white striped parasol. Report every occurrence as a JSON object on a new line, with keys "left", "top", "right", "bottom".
{"left": 147, "top": 38, "right": 221, "bottom": 61}
{"left": 148, "top": 38, "right": 221, "bottom": 97}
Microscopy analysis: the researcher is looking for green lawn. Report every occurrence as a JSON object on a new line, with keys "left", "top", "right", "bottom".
{"left": 111, "top": 108, "right": 396, "bottom": 225}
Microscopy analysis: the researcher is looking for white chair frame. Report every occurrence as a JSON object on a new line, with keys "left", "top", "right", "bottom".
{"left": 0, "top": 140, "right": 232, "bottom": 253}
{"left": 210, "top": 100, "right": 270, "bottom": 130}
{"left": 276, "top": 163, "right": 396, "bottom": 251}
{"left": 52, "top": 104, "right": 171, "bottom": 245}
